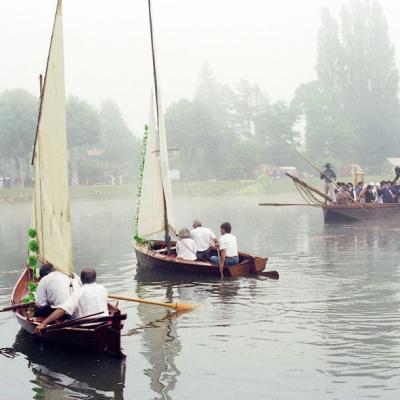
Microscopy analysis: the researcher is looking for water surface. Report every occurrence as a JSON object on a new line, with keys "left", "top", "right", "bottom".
{"left": 1, "top": 195, "right": 400, "bottom": 399}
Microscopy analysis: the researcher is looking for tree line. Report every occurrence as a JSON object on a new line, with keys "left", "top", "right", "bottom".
{"left": 0, "top": 89, "right": 140, "bottom": 185}
{"left": 165, "top": 0, "right": 400, "bottom": 180}
{"left": 1, "top": 0, "right": 398, "bottom": 184}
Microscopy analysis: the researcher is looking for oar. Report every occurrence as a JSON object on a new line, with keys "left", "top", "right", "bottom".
{"left": 259, "top": 271, "right": 280, "bottom": 280}
{"left": 109, "top": 294, "right": 199, "bottom": 312}
{"left": 0, "top": 301, "right": 35, "bottom": 313}
{"left": 216, "top": 244, "right": 224, "bottom": 280}
{"left": 42, "top": 311, "right": 104, "bottom": 331}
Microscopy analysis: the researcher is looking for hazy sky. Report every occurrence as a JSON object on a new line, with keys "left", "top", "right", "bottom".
{"left": 2, "top": 0, "right": 400, "bottom": 135}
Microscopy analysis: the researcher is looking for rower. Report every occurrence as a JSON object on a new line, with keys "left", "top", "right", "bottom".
{"left": 35, "top": 263, "right": 81, "bottom": 317}
{"left": 190, "top": 220, "right": 216, "bottom": 260}
{"left": 210, "top": 222, "right": 239, "bottom": 266}
{"left": 34, "top": 268, "right": 108, "bottom": 333}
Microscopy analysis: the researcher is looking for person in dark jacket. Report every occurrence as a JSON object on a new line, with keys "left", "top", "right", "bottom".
{"left": 320, "top": 163, "right": 337, "bottom": 203}
{"left": 364, "top": 185, "right": 376, "bottom": 203}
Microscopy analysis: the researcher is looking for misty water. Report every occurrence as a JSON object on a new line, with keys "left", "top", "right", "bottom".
{"left": 1, "top": 194, "right": 400, "bottom": 399}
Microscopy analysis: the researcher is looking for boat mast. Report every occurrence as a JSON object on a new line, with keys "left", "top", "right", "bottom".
{"left": 147, "top": 0, "right": 171, "bottom": 248}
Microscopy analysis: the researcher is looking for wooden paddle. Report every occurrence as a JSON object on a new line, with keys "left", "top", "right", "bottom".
{"left": 259, "top": 271, "right": 280, "bottom": 280}
{"left": 109, "top": 294, "right": 199, "bottom": 312}
{"left": 216, "top": 244, "right": 224, "bottom": 280}
{"left": 0, "top": 301, "right": 35, "bottom": 313}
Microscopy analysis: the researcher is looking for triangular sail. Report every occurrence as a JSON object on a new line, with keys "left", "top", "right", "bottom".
{"left": 137, "top": 93, "right": 167, "bottom": 237}
{"left": 157, "top": 89, "right": 176, "bottom": 232}
{"left": 136, "top": 0, "right": 176, "bottom": 238}
{"left": 31, "top": 0, "right": 73, "bottom": 275}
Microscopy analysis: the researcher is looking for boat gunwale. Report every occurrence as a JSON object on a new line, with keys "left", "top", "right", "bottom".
{"left": 323, "top": 203, "right": 400, "bottom": 210}
{"left": 12, "top": 267, "right": 126, "bottom": 334}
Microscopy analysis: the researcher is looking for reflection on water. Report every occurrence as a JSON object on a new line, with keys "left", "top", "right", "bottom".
{"left": 13, "top": 329, "right": 126, "bottom": 400}
{"left": 1, "top": 196, "right": 400, "bottom": 399}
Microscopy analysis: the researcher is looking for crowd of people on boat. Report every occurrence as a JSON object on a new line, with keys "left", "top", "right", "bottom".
{"left": 321, "top": 164, "right": 400, "bottom": 205}
{"left": 175, "top": 220, "right": 239, "bottom": 265}
{"left": 33, "top": 264, "right": 108, "bottom": 333}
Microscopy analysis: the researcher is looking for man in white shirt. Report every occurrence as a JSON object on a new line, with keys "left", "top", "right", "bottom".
{"left": 190, "top": 220, "right": 216, "bottom": 260}
{"left": 35, "top": 263, "right": 82, "bottom": 317}
{"left": 34, "top": 268, "right": 109, "bottom": 333}
{"left": 210, "top": 222, "right": 239, "bottom": 266}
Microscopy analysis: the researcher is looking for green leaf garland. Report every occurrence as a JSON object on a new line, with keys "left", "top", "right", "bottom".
{"left": 134, "top": 124, "right": 149, "bottom": 243}
{"left": 25, "top": 227, "right": 39, "bottom": 303}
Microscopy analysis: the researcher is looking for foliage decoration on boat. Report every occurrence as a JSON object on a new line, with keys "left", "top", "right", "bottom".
{"left": 134, "top": 124, "right": 149, "bottom": 242}
{"left": 29, "top": 239, "right": 39, "bottom": 253}
{"left": 22, "top": 281, "right": 38, "bottom": 303}
{"left": 23, "top": 228, "right": 39, "bottom": 303}
{"left": 28, "top": 228, "right": 37, "bottom": 238}
{"left": 134, "top": 234, "right": 148, "bottom": 245}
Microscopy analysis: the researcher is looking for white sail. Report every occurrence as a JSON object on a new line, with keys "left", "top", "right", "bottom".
{"left": 157, "top": 90, "right": 176, "bottom": 231}
{"left": 32, "top": 0, "right": 73, "bottom": 276}
{"left": 137, "top": 93, "right": 171, "bottom": 237}
{"left": 136, "top": 0, "right": 175, "bottom": 239}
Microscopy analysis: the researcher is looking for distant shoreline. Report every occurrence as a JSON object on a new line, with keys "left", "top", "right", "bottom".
{"left": 0, "top": 176, "right": 388, "bottom": 203}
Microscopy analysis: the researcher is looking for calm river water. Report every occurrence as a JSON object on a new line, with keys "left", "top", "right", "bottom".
{"left": 1, "top": 194, "right": 400, "bottom": 399}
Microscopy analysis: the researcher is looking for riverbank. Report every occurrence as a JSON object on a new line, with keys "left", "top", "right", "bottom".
{"left": 0, "top": 175, "right": 388, "bottom": 202}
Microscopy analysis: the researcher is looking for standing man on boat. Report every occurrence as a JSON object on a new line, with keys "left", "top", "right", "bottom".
{"left": 320, "top": 163, "right": 337, "bottom": 203}
{"left": 190, "top": 220, "right": 216, "bottom": 260}
{"left": 35, "top": 263, "right": 82, "bottom": 317}
{"left": 34, "top": 268, "right": 109, "bottom": 333}
{"left": 210, "top": 222, "right": 239, "bottom": 266}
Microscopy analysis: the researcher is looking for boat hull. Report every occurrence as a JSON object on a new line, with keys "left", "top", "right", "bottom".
{"left": 323, "top": 203, "right": 400, "bottom": 223}
{"left": 11, "top": 268, "right": 126, "bottom": 357}
{"left": 133, "top": 241, "right": 267, "bottom": 278}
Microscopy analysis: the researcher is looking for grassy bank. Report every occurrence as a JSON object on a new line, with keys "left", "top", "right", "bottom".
{"left": 0, "top": 175, "right": 389, "bottom": 203}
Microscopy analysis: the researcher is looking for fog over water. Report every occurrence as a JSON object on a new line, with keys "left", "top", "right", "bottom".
{"left": 2, "top": 195, "right": 400, "bottom": 399}
{"left": 2, "top": 0, "right": 400, "bottom": 134}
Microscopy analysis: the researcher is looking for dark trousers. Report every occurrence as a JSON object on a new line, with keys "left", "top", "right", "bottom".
{"left": 34, "top": 305, "right": 54, "bottom": 318}
{"left": 196, "top": 249, "right": 211, "bottom": 261}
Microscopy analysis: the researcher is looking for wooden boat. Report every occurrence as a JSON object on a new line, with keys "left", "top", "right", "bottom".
{"left": 11, "top": 0, "right": 126, "bottom": 356}
{"left": 259, "top": 172, "right": 400, "bottom": 223}
{"left": 323, "top": 202, "right": 400, "bottom": 223}
{"left": 12, "top": 268, "right": 126, "bottom": 357}
{"left": 133, "top": 0, "right": 268, "bottom": 278}
{"left": 134, "top": 242, "right": 267, "bottom": 278}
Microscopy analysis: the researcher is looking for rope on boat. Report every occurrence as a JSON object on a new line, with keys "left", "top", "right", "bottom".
{"left": 293, "top": 180, "right": 325, "bottom": 206}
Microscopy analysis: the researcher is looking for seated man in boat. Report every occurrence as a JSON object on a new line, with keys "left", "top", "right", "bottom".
{"left": 382, "top": 181, "right": 395, "bottom": 203}
{"left": 210, "top": 222, "right": 239, "bottom": 266}
{"left": 347, "top": 182, "right": 355, "bottom": 200}
{"left": 336, "top": 185, "right": 354, "bottom": 205}
{"left": 35, "top": 263, "right": 82, "bottom": 317}
{"left": 320, "top": 163, "right": 337, "bottom": 203}
{"left": 355, "top": 182, "right": 364, "bottom": 200}
{"left": 176, "top": 228, "right": 197, "bottom": 261}
{"left": 34, "top": 268, "right": 108, "bottom": 333}
{"left": 190, "top": 220, "right": 216, "bottom": 260}
{"left": 362, "top": 184, "right": 376, "bottom": 203}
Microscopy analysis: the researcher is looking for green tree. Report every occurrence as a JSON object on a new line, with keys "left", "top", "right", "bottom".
{"left": 66, "top": 96, "right": 101, "bottom": 148}
{"left": 296, "top": 0, "right": 400, "bottom": 167}
{"left": 66, "top": 96, "right": 101, "bottom": 184}
{"left": 100, "top": 100, "right": 140, "bottom": 179}
{"left": 0, "top": 89, "right": 38, "bottom": 183}
{"left": 165, "top": 98, "right": 222, "bottom": 180}
{"left": 340, "top": 0, "right": 400, "bottom": 164}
